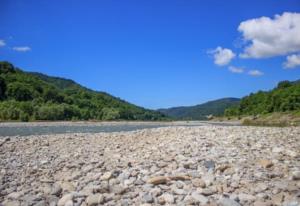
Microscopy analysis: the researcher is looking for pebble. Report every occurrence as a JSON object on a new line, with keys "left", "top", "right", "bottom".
{"left": 216, "top": 164, "right": 231, "bottom": 172}
{"left": 219, "top": 198, "right": 241, "bottom": 206}
{"left": 142, "top": 193, "right": 154, "bottom": 203}
{"left": 238, "top": 193, "right": 256, "bottom": 202}
{"left": 253, "top": 200, "right": 272, "bottom": 206}
{"left": 159, "top": 193, "right": 175, "bottom": 204}
{"left": 192, "top": 178, "right": 206, "bottom": 188}
{"left": 172, "top": 188, "right": 186, "bottom": 195}
{"left": 291, "top": 171, "right": 300, "bottom": 180}
{"left": 110, "top": 185, "right": 127, "bottom": 194}
{"left": 57, "top": 194, "right": 74, "bottom": 206}
{"left": 200, "top": 188, "right": 217, "bottom": 196}
{"left": 3, "top": 200, "right": 21, "bottom": 206}
{"left": 272, "top": 192, "right": 284, "bottom": 205}
{"left": 283, "top": 201, "right": 300, "bottom": 206}
{"left": 86, "top": 194, "right": 104, "bottom": 206}
{"left": 149, "top": 187, "right": 162, "bottom": 197}
{"left": 285, "top": 150, "right": 298, "bottom": 158}
{"left": 61, "top": 182, "right": 75, "bottom": 192}
{"left": 7, "top": 192, "right": 21, "bottom": 200}
{"left": 204, "top": 160, "right": 216, "bottom": 171}
{"left": 51, "top": 183, "right": 62, "bottom": 196}
{"left": 64, "top": 200, "right": 74, "bottom": 206}
{"left": 147, "top": 176, "right": 169, "bottom": 185}
{"left": 100, "top": 172, "right": 112, "bottom": 181}
{"left": 191, "top": 192, "right": 209, "bottom": 204}
{"left": 202, "top": 173, "right": 215, "bottom": 186}
{"left": 259, "top": 159, "right": 274, "bottom": 168}
{"left": 254, "top": 183, "right": 268, "bottom": 193}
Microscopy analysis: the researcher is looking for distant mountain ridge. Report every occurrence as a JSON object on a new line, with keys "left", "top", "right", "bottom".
{"left": 158, "top": 98, "right": 240, "bottom": 120}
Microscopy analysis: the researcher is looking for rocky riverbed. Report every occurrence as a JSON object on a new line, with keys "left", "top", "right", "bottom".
{"left": 0, "top": 126, "right": 300, "bottom": 206}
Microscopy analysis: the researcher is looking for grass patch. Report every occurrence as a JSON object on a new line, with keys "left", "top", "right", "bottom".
{"left": 241, "top": 112, "right": 300, "bottom": 127}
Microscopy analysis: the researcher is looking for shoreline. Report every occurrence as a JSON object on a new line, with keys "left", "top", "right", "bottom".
{"left": 0, "top": 121, "right": 241, "bottom": 137}
{"left": 0, "top": 120, "right": 241, "bottom": 128}
{"left": 1, "top": 125, "right": 300, "bottom": 205}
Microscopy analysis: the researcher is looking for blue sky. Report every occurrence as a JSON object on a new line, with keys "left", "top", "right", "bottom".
{"left": 0, "top": 0, "right": 300, "bottom": 109}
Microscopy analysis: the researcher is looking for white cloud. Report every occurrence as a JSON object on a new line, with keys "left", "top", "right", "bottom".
{"left": 0, "top": 40, "right": 6, "bottom": 47}
{"left": 228, "top": 66, "right": 244, "bottom": 73}
{"left": 12, "top": 46, "right": 31, "bottom": 52}
{"left": 283, "top": 54, "right": 300, "bottom": 69}
{"left": 238, "top": 12, "right": 300, "bottom": 58}
{"left": 248, "top": 70, "right": 264, "bottom": 76}
{"left": 209, "top": 46, "right": 236, "bottom": 66}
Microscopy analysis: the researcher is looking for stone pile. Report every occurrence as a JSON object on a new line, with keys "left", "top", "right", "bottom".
{"left": 0, "top": 125, "right": 300, "bottom": 205}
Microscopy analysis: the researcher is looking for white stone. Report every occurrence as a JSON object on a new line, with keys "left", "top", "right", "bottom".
{"left": 57, "top": 194, "right": 74, "bottom": 206}
{"left": 101, "top": 172, "right": 112, "bottom": 181}
{"left": 191, "top": 192, "right": 208, "bottom": 204}
{"left": 86, "top": 194, "right": 104, "bottom": 206}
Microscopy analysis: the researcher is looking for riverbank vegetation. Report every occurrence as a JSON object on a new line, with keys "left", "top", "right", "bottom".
{"left": 224, "top": 80, "right": 300, "bottom": 126}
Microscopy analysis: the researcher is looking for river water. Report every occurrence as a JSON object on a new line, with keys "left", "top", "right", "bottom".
{"left": 0, "top": 121, "right": 240, "bottom": 137}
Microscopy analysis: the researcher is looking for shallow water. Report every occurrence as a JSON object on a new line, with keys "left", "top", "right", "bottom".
{"left": 0, "top": 124, "right": 167, "bottom": 137}
{"left": 0, "top": 121, "right": 240, "bottom": 137}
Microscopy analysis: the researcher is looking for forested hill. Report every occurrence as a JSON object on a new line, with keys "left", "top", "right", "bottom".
{"left": 0, "top": 61, "right": 167, "bottom": 121}
{"left": 225, "top": 80, "right": 300, "bottom": 116}
{"left": 158, "top": 98, "right": 240, "bottom": 120}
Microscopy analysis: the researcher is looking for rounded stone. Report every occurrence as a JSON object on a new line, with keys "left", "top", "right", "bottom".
{"left": 86, "top": 194, "right": 104, "bottom": 206}
{"left": 57, "top": 194, "right": 74, "bottom": 206}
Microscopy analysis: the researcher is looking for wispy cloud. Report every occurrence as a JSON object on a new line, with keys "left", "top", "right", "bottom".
{"left": 12, "top": 46, "right": 31, "bottom": 52}
{"left": 0, "top": 40, "right": 6, "bottom": 47}
{"left": 209, "top": 46, "right": 236, "bottom": 66}
{"left": 228, "top": 66, "right": 244, "bottom": 73}
{"left": 248, "top": 70, "right": 264, "bottom": 76}
{"left": 283, "top": 54, "right": 300, "bottom": 69}
{"left": 238, "top": 12, "right": 300, "bottom": 59}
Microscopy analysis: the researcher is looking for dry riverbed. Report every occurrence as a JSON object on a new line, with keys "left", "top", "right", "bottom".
{"left": 0, "top": 126, "right": 300, "bottom": 206}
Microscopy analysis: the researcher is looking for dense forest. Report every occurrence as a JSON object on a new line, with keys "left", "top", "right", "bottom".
{"left": 158, "top": 98, "right": 240, "bottom": 120}
{"left": 225, "top": 80, "right": 300, "bottom": 117}
{"left": 0, "top": 61, "right": 167, "bottom": 121}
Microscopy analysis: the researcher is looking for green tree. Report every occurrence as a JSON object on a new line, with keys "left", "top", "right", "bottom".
{"left": 20, "top": 111, "right": 30, "bottom": 122}
{"left": 0, "top": 61, "right": 15, "bottom": 74}
{"left": 35, "top": 105, "right": 64, "bottom": 120}
{"left": 6, "top": 82, "right": 33, "bottom": 101}
{"left": 0, "top": 101, "right": 21, "bottom": 120}
{"left": 0, "top": 76, "right": 6, "bottom": 100}
{"left": 224, "top": 107, "right": 240, "bottom": 117}
{"left": 43, "top": 87, "right": 64, "bottom": 103}
{"left": 102, "top": 107, "right": 120, "bottom": 120}
{"left": 277, "top": 81, "right": 292, "bottom": 89}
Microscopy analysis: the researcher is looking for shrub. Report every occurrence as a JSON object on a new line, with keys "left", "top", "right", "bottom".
{"left": 102, "top": 107, "right": 120, "bottom": 120}
{"left": 0, "top": 76, "right": 6, "bottom": 100}
{"left": 6, "top": 82, "right": 33, "bottom": 101}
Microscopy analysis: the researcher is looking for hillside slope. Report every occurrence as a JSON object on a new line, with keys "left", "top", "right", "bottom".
{"left": 224, "top": 80, "right": 300, "bottom": 117}
{"left": 158, "top": 98, "right": 240, "bottom": 120}
{"left": 0, "top": 61, "right": 167, "bottom": 121}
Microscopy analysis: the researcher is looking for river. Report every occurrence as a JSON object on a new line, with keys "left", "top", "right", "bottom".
{"left": 0, "top": 121, "right": 241, "bottom": 137}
